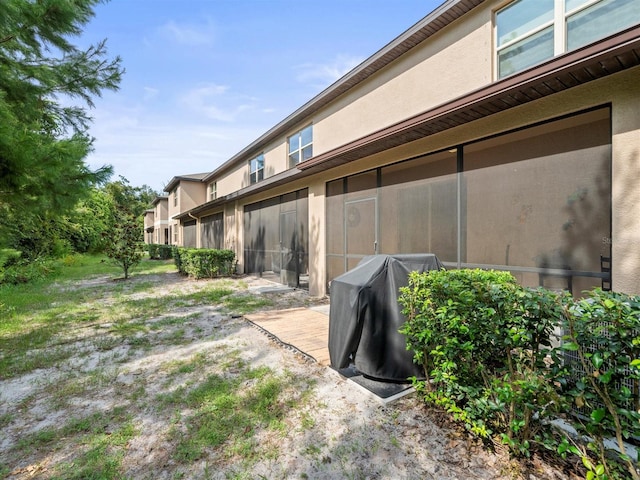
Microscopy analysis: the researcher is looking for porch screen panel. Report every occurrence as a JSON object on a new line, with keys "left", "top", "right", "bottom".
{"left": 463, "top": 107, "right": 611, "bottom": 294}
{"left": 345, "top": 171, "right": 378, "bottom": 261}
{"left": 243, "top": 202, "right": 262, "bottom": 273}
{"left": 326, "top": 179, "right": 346, "bottom": 282}
{"left": 183, "top": 220, "right": 197, "bottom": 248}
{"left": 380, "top": 151, "right": 457, "bottom": 261}
{"left": 243, "top": 190, "right": 309, "bottom": 284}
{"left": 244, "top": 198, "right": 279, "bottom": 274}
{"left": 201, "top": 212, "right": 224, "bottom": 249}
{"left": 261, "top": 197, "right": 281, "bottom": 274}
{"left": 296, "top": 190, "right": 309, "bottom": 278}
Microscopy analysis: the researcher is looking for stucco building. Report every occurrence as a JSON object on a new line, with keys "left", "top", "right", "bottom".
{"left": 162, "top": 0, "right": 640, "bottom": 298}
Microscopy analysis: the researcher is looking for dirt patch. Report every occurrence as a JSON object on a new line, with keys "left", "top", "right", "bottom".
{"left": 0, "top": 273, "right": 577, "bottom": 479}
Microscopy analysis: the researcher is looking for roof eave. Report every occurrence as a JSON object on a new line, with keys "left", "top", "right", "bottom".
{"left": 202, "top": 0, "right": 484, "bottom": 183}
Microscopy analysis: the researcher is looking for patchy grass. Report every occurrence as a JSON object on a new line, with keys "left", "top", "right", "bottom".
{"left": 14, "top": 407, "right": 138, "bottom": 480}
{"left": 0, "top": 253, "right": 324, "bottom": 479}
{"left": 161, "top": 365, "right": 309, "bottom": 467}
{"left": 221, "top": 293, "right": 274, "bottom": 315}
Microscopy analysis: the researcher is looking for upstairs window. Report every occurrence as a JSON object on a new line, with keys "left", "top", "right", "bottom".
{"left": 249, "top": 154, "right": 264, "bottom": 184}
{"left": 496, "top": 0, "right": 554, "bottom": 78}
{"left": 173, "top": 187, "right": 178, "bottom": 207}
{"left": 496, "top": 0, "right": 640, "bottom": 79}
{"left": 208, "top": 181, "right": 217, "bottom": 201}
{"left": 288, "top": 125, "right": 313, "bottom": 168}
{"left": 566, "top": 0, "right": 640, "bottom": 51}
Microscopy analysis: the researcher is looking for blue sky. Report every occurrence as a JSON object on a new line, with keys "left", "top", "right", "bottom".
{"left": 81, "top": 0, "right": 443, "bottom": 193}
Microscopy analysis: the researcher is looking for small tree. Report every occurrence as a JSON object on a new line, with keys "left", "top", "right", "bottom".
{"left": 104, "top": 205, "right": 143, "bottom": 279}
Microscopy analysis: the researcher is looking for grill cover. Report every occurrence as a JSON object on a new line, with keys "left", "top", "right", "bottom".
{"left": 328, "top": 254, "right": 444, "bottom": 382}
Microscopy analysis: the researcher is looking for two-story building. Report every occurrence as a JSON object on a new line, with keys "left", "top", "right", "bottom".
{"left": 143, "top": 209, "right": 155, "bottom": 245}
{"left": 164, "top": 174, "right": 208, "bottom": 247}
{"left": 162, "top": 0, "right": 640, "bottom": 298}
{"left": 150, "top": 196, "right": 169, "bottom": 245}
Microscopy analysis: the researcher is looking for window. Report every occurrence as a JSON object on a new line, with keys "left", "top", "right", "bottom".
{"left": 566, "top": 0, "right": 640, "bottom": 50}
{"left": 208, "top": 181, "right": 217, "bottom": 201}
{"left": 288, "top": 125, "right": 313, "bottom": 167}
{"left": 173, "top": 187, "right": 178, "bottom": 207}
{"left": 249, "top": 154, "right": 264, "bottom": 184}
{"left": 496, "top": 0, "right": 640, "bottom": 78}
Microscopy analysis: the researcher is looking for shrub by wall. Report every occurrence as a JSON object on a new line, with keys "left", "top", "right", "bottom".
{"left": 173, "top": 247, "right": 235, "bottom": 279}
{"left": 147, "top": 244, "right": 173, "bottom": 260}
{"left": 399, "top": 269, "right": 640, "bottom": 479}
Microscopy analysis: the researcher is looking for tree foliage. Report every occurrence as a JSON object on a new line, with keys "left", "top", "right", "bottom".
{"left": 102, "top": 178, "right": 158, "bottom": 279}
{"left": 0, "top": 0, "right": 123, "bottom": 249}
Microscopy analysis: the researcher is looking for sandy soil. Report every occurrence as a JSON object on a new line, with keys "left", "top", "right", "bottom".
{"left": 0, "top": 272, "right": 578, "bottom": 479}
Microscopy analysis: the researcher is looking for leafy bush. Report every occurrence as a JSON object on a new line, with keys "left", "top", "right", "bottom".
{"left": 399, "top": 269, "right": 640, "bottom": 478}
{"left": 174, "top": 248, "right": 235, "bottom": 279}
{"left": 556, "top": 289, "right": 640, "bottom": 480}
{"left": 147, "top": 244, "right": 173, "bottom": 260}
{"left": 399, "top": 269, "right": 566, "bottom": 449}
{"left": 0, "top": 257, "right": 58, "bottom": 285}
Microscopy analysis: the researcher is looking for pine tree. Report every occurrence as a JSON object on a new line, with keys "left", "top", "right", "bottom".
{"left": 0, "top": 0, "right": 123, "bottom": 250}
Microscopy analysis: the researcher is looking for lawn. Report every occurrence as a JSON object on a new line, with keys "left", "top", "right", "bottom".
{"left": 0, "top": 255, "right": 314, "bottom": 479}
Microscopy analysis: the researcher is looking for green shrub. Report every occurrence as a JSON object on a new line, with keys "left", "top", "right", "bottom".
{"left": 399, "top": 269, "right": 640, "bottom": 477}
{"left": 556, "top": 289, "right": 640, "bottom": 480}
{"left": 173, "top": 248, "right": 235, "bottom": 279}
{"left": 147, "top": 244, "right": 173, "bottom": 260}
{"left": 399, "top": 269, "right": 567, "bottom": 453}
{"left": 0, "top": 258, "right": 58, "bottom": 285}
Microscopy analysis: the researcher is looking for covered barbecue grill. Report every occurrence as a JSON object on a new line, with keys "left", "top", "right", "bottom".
{"left": 328, "top": 254, "right": 444, "bottom": 382}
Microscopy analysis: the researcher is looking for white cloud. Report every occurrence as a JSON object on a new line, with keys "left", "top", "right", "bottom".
{"left": 86, "top": 102, "right": 269, "bottom": 191}
{"left": 179, "top": 83, "right": 256, "bottom": 122}
{"left": 143, "top": 86, "right": 159, "bottom": 101}
{"left": 295, "top": 54, "right": 364, "bottom": 89}
{"left": 160, "top": 19, "right": 215, "bottom": 47}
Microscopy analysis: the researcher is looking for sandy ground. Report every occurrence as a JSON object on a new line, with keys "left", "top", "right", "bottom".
{"left": 0, "top": 272, "right": 578, "bottom": 479}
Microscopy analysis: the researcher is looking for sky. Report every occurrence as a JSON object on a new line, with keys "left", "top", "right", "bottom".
{"left": 80, "top": 0, "right": 444, "bottom": 193}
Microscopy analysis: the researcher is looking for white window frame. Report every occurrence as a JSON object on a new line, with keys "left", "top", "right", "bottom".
{"left": 173, "top": 187, "right": 178, "bottom": 207}
{"left": 249, "top": 154, "right": 264, "bottom": 184}
{"left": 495, "top": 0, "right": 637, "bottom": 79}
{"left": 288, "top": 124, "right": 313, "bottom": 168}
{"left": 208, "top": 181, "right": 217, "bottom": 201}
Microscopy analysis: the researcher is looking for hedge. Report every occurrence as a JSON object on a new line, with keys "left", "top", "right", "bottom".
{"left": 147, "top": 244, "right": 174, "bottom": 260}
{"left": 173, "top": 247, "right": 236, "bottom": 279}
{"left": 399, "top": 269, "right": 640, "bottom": 479}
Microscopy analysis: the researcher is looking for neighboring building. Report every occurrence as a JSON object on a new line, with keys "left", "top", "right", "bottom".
{"left": 161, "top": 0, "right": 640, "bottom": 298}
{"left": 164, "top": 174, "right": 209, "bottom": 247}
{"left": 143, "top": 209, "right": 155, "bottom": 245}
{"left": 152, "top": 196, "right": 169, "bottom": 245}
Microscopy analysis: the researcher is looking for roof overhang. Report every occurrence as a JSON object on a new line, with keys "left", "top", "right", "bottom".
{"left": 201, "top": 0, "right": 485, "bottom": 183}
{"left": 164, "top": 173, "right": 209, "bottom": 193}
{"left": 299, "top": 24, "right": 640, "bottom": 174}
{"left": 176, "top": 168, "right": 301, "bottom": 219}
{"left": 181, "top": 24, "right": 640, "bottom": 219}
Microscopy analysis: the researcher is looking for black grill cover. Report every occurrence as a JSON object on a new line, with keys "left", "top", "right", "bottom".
{"left": 328, "top": 254, "right": 444, "bottom": 382}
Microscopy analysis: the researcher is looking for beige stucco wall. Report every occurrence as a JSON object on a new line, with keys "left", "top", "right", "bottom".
{"left": 143, "top": 211, "right": 154, "bottom": 230}
{"left": 294, "top": 67, "right": 639, "bottom": 297}
{"left": 314, "top": 6, "right": 491, "bottom": 155}
{"left": 217, "top": 162, "right": 248, "bottom": 196}
{"left": 179, "top": 181, "right": 206, "bottom": 213}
